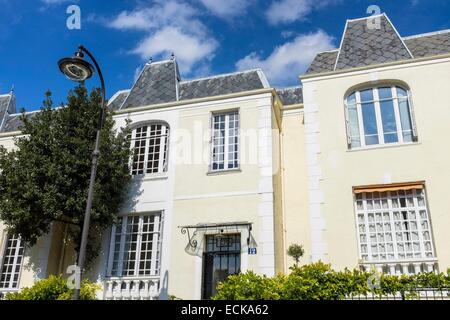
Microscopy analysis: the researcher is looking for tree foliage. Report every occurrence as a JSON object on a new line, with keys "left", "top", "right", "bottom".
{"left": 4, "top": 275, "right": 100, "bottom": 300}
{"left": 213, "top": 262, "right": 450, "bottom": 300}
{"left": 287, "top": 244, "right": 304, "bottom": 266}
{"left": 0, "top": 86, "right": 132, "bottom": 264}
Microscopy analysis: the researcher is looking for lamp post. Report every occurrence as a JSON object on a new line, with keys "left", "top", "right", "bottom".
{"left": 58, "top": 45, "right": 106, "bottom": 300}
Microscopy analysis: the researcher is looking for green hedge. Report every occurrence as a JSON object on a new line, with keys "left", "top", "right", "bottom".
{"left": 213, "top": 262, "right": 450, "bottom": 300}
{"left": 4, "top": 275, "right": 100, "bottom": 300}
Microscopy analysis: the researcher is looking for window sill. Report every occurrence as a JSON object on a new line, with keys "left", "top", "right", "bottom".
{"left": 132, "top": 173, "right": 169, "bottom": 181}
{"left": 207, "top": 168, "right": 242, "bottom": 176}
{"left": 347, "top": 142, "right": 420, "bottom": 153}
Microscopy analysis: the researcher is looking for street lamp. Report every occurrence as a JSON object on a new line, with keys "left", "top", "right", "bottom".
{"left": 58, "top": 45, "right": 106, "bottom": 300}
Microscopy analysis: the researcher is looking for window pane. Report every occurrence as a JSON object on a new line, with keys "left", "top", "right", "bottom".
{"left": 360, "top": 89, "right": 374, "bottom": 102}
{"left": 347, "top": 93, "right": 356, "bottom": 105}
{"left": 361, "top": 102, "right": 379, "bottom": 145}
{"left": 379, "top": 98, "right": 398, "bottom": 144}
{"left": 378, "top": 87, "right": 393, "bottom": 100}
{"left": 396, "top": 87, "right": 408, "bottom": 98}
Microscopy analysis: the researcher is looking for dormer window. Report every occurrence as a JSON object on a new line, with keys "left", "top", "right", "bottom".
{"left": 345, "top": 86, "right": 417, "bottom": 149}
{"left": 130, "top": 123, "right": 170, "bottom": 176}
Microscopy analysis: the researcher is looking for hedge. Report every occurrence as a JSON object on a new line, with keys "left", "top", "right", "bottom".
{"left": 4, "top": 275, "right": 100, "bottom": 300}
{"left": 213, "top": 262, "right": 450, "bottom": 300}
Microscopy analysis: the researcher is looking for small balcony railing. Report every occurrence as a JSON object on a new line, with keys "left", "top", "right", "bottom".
{"left": 103, "top": 276, "right": 160, "bottom": 300}
{"left": 0, "top": 288, "right": 19, "bottom": 299}
{"left": 359, "top": 258, "right": 439, "bottom": 275}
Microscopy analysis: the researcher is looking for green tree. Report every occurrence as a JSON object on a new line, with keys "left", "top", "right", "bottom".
{"left": 287, "top": 244, "right": 304, "bottom": 266}
{"left": 0, "top": 86, "right": 132, "bottom": 265}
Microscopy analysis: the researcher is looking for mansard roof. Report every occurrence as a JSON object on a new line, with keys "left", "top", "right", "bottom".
{"left": 305, "top": 13, "right": 450, "bottom": 76}
{"left": 1, "top": 58, "right": 303, "bottom": 134}
{"left": 108, "top": 59, "right": 270, "bottom": 110}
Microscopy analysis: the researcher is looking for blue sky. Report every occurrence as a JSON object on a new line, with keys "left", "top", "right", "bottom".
{"left": 0, "top": 0, "right": 449, "bottom": 111}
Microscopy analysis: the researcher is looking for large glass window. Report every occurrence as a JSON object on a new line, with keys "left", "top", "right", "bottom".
{"left": 0, "top": 234, "right": 24, "bottom": 290}
{"left": 345, "top": 86, "right": 416, "bottom": 149}
{"left": 129, "top": 123, "right": 169, "bottom": 175}
{"left": 355, "top": 187, "right": 435, "bottom": 263}
{"left": 211, "top": 111, "right": 240, "bottom": 171}
{"left": 108, "top": 213, "right": 162, "bottom": 277}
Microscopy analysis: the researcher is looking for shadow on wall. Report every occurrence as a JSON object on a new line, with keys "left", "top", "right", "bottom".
{"left": 82, "top": 175, "right": 144, "bottom": 282}
{"left": 160, "top": 270, "right": 169, "bottom": 300}
{"left": 22, "top": 175, "right": 144, "bottom": 287}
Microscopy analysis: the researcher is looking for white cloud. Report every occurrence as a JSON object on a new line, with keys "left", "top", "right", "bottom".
{"left": 266, "top": 0, "right": 337, "bottom": 25}
{"left": 133, "top": 27, "right": 217, "bottom": 73}
{"left": 198, "top": 0, "right": 252, "bottom": 19}
{"left": 236, "top": 30, "right": 335, "bottom": 86}
{"left": 108, "top": 0, "right": 217, "bottom": 74}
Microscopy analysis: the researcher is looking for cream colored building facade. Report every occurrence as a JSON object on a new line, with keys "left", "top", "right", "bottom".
{"left": 1, "top": 13, "right": 450, "bottom": 299}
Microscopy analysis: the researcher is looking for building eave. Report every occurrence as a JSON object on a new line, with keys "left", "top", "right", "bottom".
{"left": 300, "top": 52, "right": 450, "bottom": 81}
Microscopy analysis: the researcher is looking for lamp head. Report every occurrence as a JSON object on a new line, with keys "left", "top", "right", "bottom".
{"left": 58, "top": 50, "right": 95, "bottom": 82}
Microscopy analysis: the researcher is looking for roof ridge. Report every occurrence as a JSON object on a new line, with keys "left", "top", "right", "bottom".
{"left": 383, "top": 13, "right": 414, "bottom": 59}
{"left": 403, "top": 29, "right": 450, "bottom": 40}
{"left": 346, "top": 13, "right": 384, "bottom": 23}
{"left": 180, "top": 69, "right": 264, "bottom": 84}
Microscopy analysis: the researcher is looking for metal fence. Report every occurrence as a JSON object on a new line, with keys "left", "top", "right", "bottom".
{"left": 348, "top": 288, "right": 450, "bottom": 300}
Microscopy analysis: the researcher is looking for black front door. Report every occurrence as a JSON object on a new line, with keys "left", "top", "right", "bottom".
{"left": 202, "top": 234, "right": 241, "bottom": 299}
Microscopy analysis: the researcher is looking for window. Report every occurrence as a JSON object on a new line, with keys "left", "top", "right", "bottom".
{"left": 108, "top": 213, "right": 163, "bottom": 277}
{"left": 211, "top": 111, "right": 239, "bottom": 171}
{"left": 129, "top": 123, "right": 169, "bottom": 175}
{"left": 345, "top": 86, "right": 417, "bottom": 149}
{"left": 354, "top": 187, "right": 435, "bottom": 263}
{"left": 0, "top": 234, "right": 24, "bottom": 289}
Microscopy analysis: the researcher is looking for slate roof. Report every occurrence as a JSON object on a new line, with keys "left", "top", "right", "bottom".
{"left": 276, "top": 87, "right": 303, "bottom": 105}
{"left": 110, "top": 58, "right": 269, "bottom": 110}
{"left": 306, "top": 51, "right": 339, "bottom": 75}
{"left": 121, "top": 60, "right": 180, "bottom": 109}
{"left": 179, "top": 70, "right": 266, "bottom": 101}
{"left": 404, "top": 31, "right": 450, "bottom": 58}
{"left": 305, "top": 14, "right": 450, "bottom": 76}
{"left": 108, "top": 90, "right": 130, "bottom": 111}
{"left": 2, "top": 112, "right": 37, "bottom": 132}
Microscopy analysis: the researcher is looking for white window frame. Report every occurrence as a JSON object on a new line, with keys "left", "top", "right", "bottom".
{"left": 0, "top": 233, "right": 24, "bottom": 290}
{"left": 345, "top": 86, "right": 418, "bottom": 149}
{"left": 129, "top": 123, "right": 170, "bottom": 176}
{"left": 210, "top": 110, "right": 240, "bottom": 172}
{"left": 354, "top": 188, "right": 435, "bottom": 264}
{"left": 107, "top": 212, "right": 163, "bottom": 278}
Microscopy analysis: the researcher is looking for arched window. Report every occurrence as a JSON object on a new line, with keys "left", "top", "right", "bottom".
{"left": 345, "top": 86, "right": 417, "bottom": 149}
{"left": 129, "top": 123, "right": 170, "bottom": 175}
